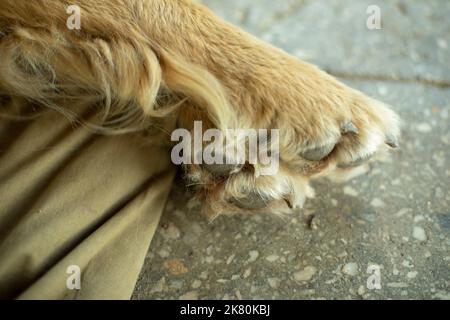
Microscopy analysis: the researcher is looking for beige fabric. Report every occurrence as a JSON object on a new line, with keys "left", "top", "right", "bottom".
{"left": 0, "top": 110, "right": 175, "bottom": 299}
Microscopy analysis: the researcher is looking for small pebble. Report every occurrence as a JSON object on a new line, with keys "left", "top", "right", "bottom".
{"left": 161, "top": 223, "right": 181, "bottom": 239}
{"left": 357, "top": 285, "right": 366, "bottom": 296}
{"left": 370, "top": 198, "right": 385, "bottom": 208}
{"left": 179, "top": 291, "right": 198, "bottom": 300}
{"left": 248, "top": 250, "right": 259, "bottom": 263}
{"left": 293, "top": 266, "right": 317, "bottom": 281}
{"left": 268, "top": 278, "right": 280, "bottom": 289}
{"left": 412, "top": 226, "right": 427, "bottom": 242}
{"left": 416, "top": 123, "right": 432, "bottom": 133}
{"left": 395, "top": 208, "right": 410, "bottom": 217}
{"left": 342, "top": 262, "right": 358, "bottom": 276}
{"left": 151, "top": 277, "right": 166, "bottom": 293}
{"left": 158, "top": 249, "right": 170, "bottom": 258}
{"left": 437, "top": 38, "right": 448, "bottom": 49}
{"left": 243, "top": 268, "right": 252, "bottom": 279}
{"left": 191, "top": 280, "right": 202, "bottom": 289}
{"left": 191, "top": 223, "right": 203, "bottom": 235}
{"left": 343, "top": 186, "right": 359, "bottom": 197}
{"left": 226, "top": 254, "right": 235, "bottom": 265}
{"left": 402, "top": 260, "right": 414, "bottom": 268}
{"left": 163, "top": 259, "right": 188, "bottom": 276}
{"left": 266, "top": 255, "right": 279, "bottom": 262}
{"left": 407, "top": 271, "right": 418, "bottom": 279}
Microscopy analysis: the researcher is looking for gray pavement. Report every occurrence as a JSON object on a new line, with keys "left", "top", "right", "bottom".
{"left": 132, "top": 0, "right": 450, "bottom": 300}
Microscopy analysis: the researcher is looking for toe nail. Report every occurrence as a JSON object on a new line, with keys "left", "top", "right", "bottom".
{"left": 228, "top": 191, "right": 268, "bottom": 210}
{"left": 202, "top": 163, "right": 242, "bottom": 177}
{"left": 283, "top": 196, "right": 293, "bottom": 209}
{"left": 385, "top": 133, "right": 399, "bottom": 148}
{"left": 341, "top": 121, "right": 359, "bottom": 134}
{"left": 300, "top": 143, "right": 335, "bottom": 161}
{"left": 201, "top": 150, "right": 243, "bottom": 177}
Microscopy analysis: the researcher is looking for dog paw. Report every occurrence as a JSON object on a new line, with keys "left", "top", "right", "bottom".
{"left": 177, "top": 46, "right": 400, "bottom": 216}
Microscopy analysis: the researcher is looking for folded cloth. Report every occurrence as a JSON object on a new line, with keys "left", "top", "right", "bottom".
{"left": 0, "top": 108, "right": 175, "bottom": 299}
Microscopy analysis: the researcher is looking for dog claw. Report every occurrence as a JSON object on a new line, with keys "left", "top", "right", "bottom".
{"left": 300, "top": 143, "right": 335, "bottom": 161}
{"left": 283, "top": 196, "right": 293, "bottom": 209}
{"left": 201, "top": 149, "right": 243, "bottom": 177}
{"left": 202, "top": 163, "right": 242, "bottom": 177}
{"left": 228, "top": 191, "right": 268, "bottom": 210}
{"left": 337, "top": 154, "right": 372, "bottom": 168}
{"left": 341, "top": 121, "right": 359, "bottom": 134}
{"left": 385, "top": 133, "right": 399, "bottom": 148}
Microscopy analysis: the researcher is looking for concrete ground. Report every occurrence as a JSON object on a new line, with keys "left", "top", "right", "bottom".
{"left": 132, "top": 0, "right": 449, "bottom": 300}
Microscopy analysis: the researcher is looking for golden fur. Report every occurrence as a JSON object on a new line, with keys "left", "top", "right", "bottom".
{"left": 0, "top": 0, "right": 400, "bottom": 218}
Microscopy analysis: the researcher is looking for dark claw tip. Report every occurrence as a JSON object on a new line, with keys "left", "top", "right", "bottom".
{"left": 385, "top": 133, "right": 399, "bottom": 148}
{"left": 284, "top": 196, "right": 293, "bottom": 209}
{"left": 202, "top": 163, "right": 242, "bottom": 177}
{"left": 228, "top": 191, "right": 268, "bottom": 210}
{"left": 300, "top": 143, "right": 335, "bottom": 161}
{"left": 341, "top": 121, "right": 359, "bottom": 134}
{"left": 200, "top": 149, "right": 243, "bottom": 177}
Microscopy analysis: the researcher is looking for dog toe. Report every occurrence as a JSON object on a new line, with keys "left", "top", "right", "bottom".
{"left": 299, "top": 143, "right": 335, "bottom": 161}
{"left": 228, "top": 191, "right": 269, "bottom": 210}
